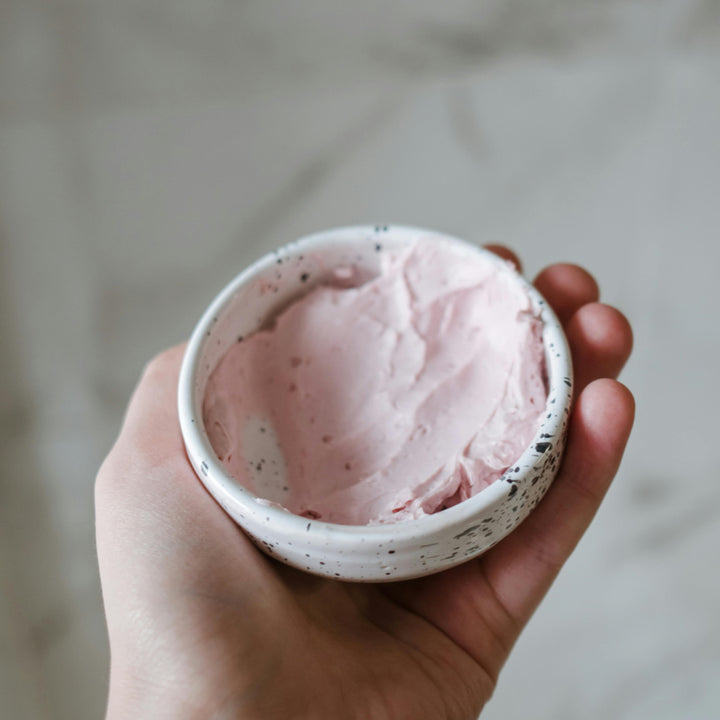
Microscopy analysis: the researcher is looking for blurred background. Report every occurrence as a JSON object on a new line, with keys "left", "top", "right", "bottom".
{"left": 1, "top": 2, "right": 719, "bottom": 718}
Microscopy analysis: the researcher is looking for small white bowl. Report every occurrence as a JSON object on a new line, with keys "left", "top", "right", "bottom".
{"left": 178, "top": 225, "right": 573, "bottom": 582}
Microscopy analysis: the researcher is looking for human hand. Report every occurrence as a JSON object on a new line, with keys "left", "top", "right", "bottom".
{"left": 96, "top": 249, "right": 634, "bottom": 720}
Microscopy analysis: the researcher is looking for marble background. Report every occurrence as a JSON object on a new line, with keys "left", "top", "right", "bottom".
{"left": 1, "top": 2, "right": 719, "bottom": 718}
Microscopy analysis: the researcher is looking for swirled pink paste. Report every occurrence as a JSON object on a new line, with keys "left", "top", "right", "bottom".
{"left": 203, "top": 240, "right": 547, "bottom": 525}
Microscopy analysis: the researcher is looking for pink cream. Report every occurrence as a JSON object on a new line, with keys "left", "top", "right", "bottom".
{"left": 203, "top": 240, "right": 547, "bottom": 525}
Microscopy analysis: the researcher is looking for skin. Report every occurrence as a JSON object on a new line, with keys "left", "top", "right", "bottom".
{"left": 96, "top": 250, "right": 635, "bottom": 720}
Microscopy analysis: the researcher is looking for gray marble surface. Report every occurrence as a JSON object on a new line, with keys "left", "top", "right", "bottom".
{"left": 1, "top": 2, "right": 719, "bottom": 718}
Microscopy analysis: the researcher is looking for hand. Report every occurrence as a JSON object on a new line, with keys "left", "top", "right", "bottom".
{"left": 96, "top": 250, "right": 634, "bottom": 720}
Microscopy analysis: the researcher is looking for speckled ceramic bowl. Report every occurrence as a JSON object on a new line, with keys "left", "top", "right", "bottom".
{"left": 178, "top": 225, "right": 573, "bottom": 582}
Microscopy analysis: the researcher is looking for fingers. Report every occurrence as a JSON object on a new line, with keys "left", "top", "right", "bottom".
{"left": 481, "top": 379, "right": 635, "bottom": 626}
{"left": 484, "top": 244, "right": 523, "bottom": 273}
{"left": 534, "top": 264, "right": 600, "bottom": 325}
{"left": 533, "top": 263, "right": 632, "bottom": 394}
{"left": 565, "top": 303, "right": 633, "bottom": 395}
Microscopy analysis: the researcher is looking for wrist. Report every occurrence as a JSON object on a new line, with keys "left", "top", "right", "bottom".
{"left": 105, "top": 660, "right": 279, "bottom": 720}
{"left": 106, "top": 663, "right": 210, "bottom": 720}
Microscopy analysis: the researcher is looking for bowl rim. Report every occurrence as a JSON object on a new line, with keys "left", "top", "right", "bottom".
{"left": 178, "top": 224, "right": 573, "bottom": 541}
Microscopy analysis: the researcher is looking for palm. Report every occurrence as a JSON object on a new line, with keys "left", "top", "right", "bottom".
{"left": 176, "top": 549, "right": 491, "bottom": 719}
{"left": 97, "top": 257, "right": 634, "bottom": 719}
{"left": 101, "top": 443, "right": 491, "bottom": 718}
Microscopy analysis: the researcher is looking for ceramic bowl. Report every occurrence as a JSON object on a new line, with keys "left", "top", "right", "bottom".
{"left": 178, "top": 225, "right": 573, "bottom": 582}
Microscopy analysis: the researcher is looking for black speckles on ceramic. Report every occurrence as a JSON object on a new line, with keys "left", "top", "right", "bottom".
{"left": 178, "top": 225, "right": 573, "bottom": 582}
